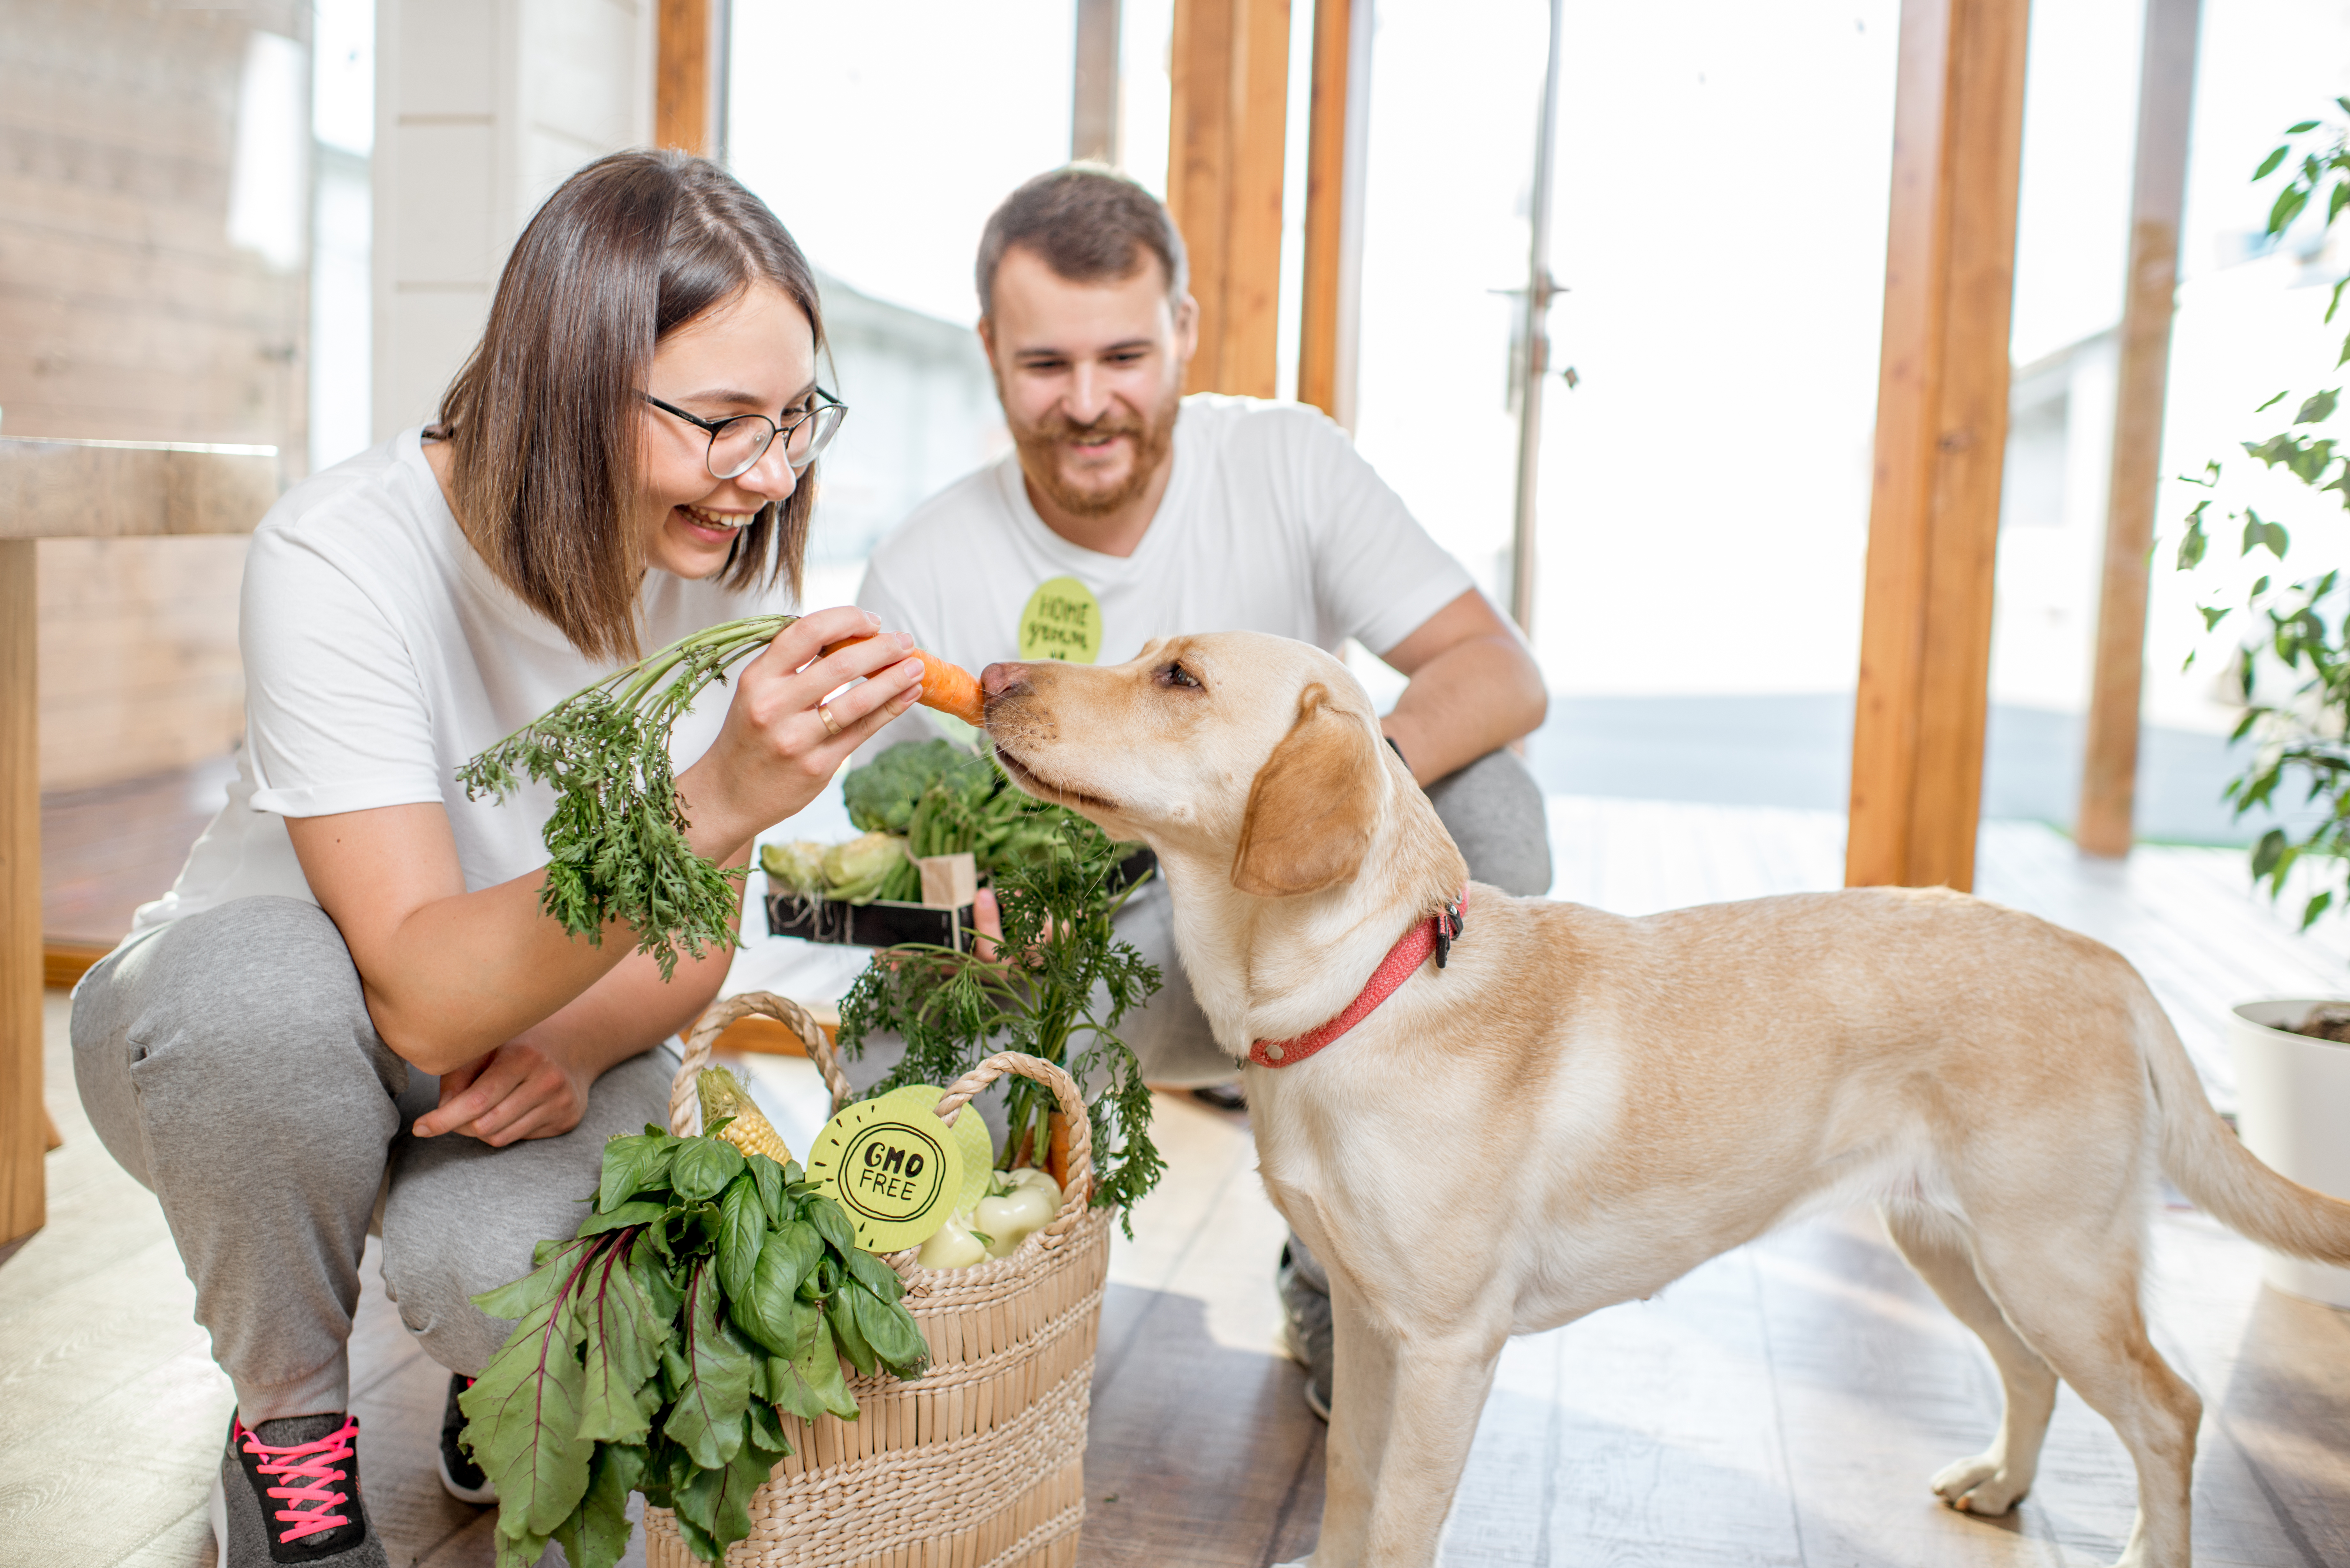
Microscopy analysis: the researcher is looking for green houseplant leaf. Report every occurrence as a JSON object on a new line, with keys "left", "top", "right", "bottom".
{"left": 2173, "top": 106, "right": 2350, "bottom": 942}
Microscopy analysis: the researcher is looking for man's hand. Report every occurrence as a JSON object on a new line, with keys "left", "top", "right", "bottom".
{"left": 1378, "top": 588, "right": 1549, "bottom": 785}
{"left": 413, "top": 1040, "right": 592, "bottom": 1147}
{"left": 965, "top": 888, "right": 1052, "bottom": 967}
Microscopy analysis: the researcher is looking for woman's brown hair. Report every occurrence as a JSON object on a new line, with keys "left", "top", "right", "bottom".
{"left": 435, "top": 150, "right": 823, "bottom": 661}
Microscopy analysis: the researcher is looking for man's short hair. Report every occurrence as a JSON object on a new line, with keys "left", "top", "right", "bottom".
{"left": 975, "top": 164, "right": 1189, "bottom": 318}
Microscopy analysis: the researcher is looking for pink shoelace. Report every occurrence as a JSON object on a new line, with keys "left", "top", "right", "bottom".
{"left": 234, "top": 1416, "right": 357, "bottom": 1544}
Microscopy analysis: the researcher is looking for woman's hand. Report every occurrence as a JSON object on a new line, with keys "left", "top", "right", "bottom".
{"left": 678, "top": 605, "right": 928, "bottom": 858}
{"left": 412, "top": 1039, "right": 593, "bottom": 1146}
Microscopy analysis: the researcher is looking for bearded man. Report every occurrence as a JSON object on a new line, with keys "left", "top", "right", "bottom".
{"left": 852, "top": 164, "right": 1553, "bottom": 1416}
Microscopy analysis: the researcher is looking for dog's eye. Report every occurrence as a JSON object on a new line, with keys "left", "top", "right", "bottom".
{"left": 1161, "top": 661, "right": 1201, "bottom": 690}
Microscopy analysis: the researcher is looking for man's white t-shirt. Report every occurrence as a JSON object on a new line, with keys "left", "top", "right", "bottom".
{"left": 119, "top": 427, "right": 788, "bottom": 952}
{"left": 854, "top": 396, "right": 1472, "bottom": 681}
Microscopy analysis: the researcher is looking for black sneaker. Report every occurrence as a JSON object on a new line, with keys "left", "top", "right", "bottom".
{"left": 439, "top": 1372, "right": 496, "bottom": 1504}
{"left": 209, "top": 1412, "right": 389, "bottom": 1566}
{"left": 1191, "top": 1082, "right": 1248, "bottom": 1112}
{"left": 1277, "top": 1240, "right": 1333, "bottom": 1422}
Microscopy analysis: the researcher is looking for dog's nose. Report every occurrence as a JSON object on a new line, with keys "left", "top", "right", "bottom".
{"left": 980, "top": 661, "right": 1032, "bottom": 700}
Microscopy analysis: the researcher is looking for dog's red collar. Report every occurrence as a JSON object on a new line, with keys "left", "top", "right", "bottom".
{"left": 1248, "top": 886, "right": 1468, "bottom": 1070}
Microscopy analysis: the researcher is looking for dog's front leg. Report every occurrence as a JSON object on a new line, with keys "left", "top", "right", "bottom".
{"left": 1288, "top": 1267, "right": 1506, "bottom": 1568}
{"left": 1298, "top": 1264, "right": 1400, "bottom": 1568}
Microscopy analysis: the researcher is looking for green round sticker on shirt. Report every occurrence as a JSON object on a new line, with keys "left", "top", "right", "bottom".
{"left": 1018, "top": 576, "right": 1102, "bottom": 664}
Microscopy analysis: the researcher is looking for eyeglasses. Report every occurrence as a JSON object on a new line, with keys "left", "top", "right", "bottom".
{"left": 642, "top": 388, "right": 848, "bottom": 479}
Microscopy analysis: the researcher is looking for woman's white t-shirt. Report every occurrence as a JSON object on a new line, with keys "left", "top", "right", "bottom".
{"left": 118, "top": 426, "right": 791, "bottom": 951}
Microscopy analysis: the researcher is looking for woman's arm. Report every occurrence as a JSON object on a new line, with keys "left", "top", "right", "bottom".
{"left": 287, "top": 606, "right": 925, "bottom": 1079}
{"left": 408, "top": 857, "right": 744, "bottom": 1146}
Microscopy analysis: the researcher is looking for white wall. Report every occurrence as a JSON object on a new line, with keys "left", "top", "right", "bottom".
{"left": 726, "top": 0, "right": 1073, "bottom": 329}
{"left": 371, "top": 0, "right": 652, "bottom": 439}
{"left": 311, "top": 0, "right": 376, "bottom": 472}
{"left": 1986, "top": 332, "right": 2119, "bottom": 716}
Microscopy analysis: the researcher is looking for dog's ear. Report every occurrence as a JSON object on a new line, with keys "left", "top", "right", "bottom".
{"left": 1231, "top": 683, "right": 1383, "bottom": 897}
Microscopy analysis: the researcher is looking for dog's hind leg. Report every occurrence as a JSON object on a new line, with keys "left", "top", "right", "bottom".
{"left": 1881, "top": 1203, "right": 2059, "bottom": 1517}
{"left": 1966, "top": 1223, "right": 2202, "bottom": 1568}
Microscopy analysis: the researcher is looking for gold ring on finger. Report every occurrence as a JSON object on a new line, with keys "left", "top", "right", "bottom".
{"left": 819, "top": 703, "right": 842, "bottom": 738}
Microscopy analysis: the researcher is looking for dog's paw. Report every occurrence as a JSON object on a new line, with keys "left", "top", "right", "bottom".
{"left": 1930, "top": 1453, "right": 2030, "bottom": 1516}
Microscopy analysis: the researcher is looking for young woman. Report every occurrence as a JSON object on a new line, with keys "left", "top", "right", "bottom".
{"left": 70, "top": 151, "right": 924, "bottom": 1567}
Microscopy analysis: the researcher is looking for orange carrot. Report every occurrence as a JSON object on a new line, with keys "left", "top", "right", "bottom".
{"left": 912, "top": 650, "right": 987, "bottom": 727}
{"left": 822, "top": 636, "right": 987, "bottom": 728}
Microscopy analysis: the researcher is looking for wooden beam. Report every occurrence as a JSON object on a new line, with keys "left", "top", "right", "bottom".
{"left": 1073, "top": 0, "right": 1123, "bottom": 165}
{"left": 1846, "top": 0, "right": 2032, "bottom": 893}
{"left": 1296, "top": 0, "right": 1354, "bottom": 419}
{"left": 2077, "top": 0, "right": 2203, "bottom": 857}
{"left": 2, "top": 540, "right": 43, "bottom": 1248}
{"left": 656, "top": 0, "right": 713, "bottom": 157}
{"left": 1168, "top": 0, "right": 1292, "bottom": 398}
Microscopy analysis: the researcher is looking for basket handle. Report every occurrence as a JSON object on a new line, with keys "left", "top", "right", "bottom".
{"left": 667, "top": 991, "right": 1097, "bottom": 1239}
{"left": 669, "top": 991, "right": 847, "bottom": 1137}
{"left": 935, "top": 1052, "right": 1095, "bottom": 1237}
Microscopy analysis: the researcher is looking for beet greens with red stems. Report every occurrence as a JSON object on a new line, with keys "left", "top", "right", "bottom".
{"left": 458, "top": 1123, "right": 928, "bottom": 1568}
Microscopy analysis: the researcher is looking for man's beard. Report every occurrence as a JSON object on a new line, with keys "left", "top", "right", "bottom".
{"left": 1008, "top": 381, "right": 1181, "bottom": 520}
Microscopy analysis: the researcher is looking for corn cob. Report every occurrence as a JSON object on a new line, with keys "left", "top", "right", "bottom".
{"left": 696, "top": 1066, "right": 795, "bottom": 1165}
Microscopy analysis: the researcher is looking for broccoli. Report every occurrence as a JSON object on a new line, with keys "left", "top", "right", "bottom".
{"left": 842, "top": 739, "right": 994, "bottom": 834}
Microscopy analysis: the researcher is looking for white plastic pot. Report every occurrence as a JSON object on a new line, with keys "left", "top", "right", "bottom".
{"left": 2228, "top": 999, "right": 2350, "bottom": 1308}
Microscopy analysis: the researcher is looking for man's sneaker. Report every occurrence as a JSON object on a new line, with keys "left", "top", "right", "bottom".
{"left": 1277, "top": 1239, "right": 1333, "bottom": 1422}
{"left": 1191, "top": 1082, "right": 1248, "bottom": 1112}
{"left": 439, "top": 1372, "right": 497, "bottom": 1504}
{"left": 209, "top": 1412, "right": 388, "bottom": 1566}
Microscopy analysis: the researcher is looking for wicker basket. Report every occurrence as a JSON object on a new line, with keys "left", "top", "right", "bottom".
{"left": 644, "top": 992, "right": 1113, "bottom": 1568}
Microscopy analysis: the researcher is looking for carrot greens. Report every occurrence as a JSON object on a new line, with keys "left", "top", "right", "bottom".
{"left": 458, "top": 616, "right": 797, "bottom": 979}
{"left": 838, "top": 816, "right": 1166, "bottom": 1227}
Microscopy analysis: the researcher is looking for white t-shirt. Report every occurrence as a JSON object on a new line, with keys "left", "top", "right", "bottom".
{"left": 854, "top": 396, "right": 1472, "bottom": 684}
{"left": 119, "top": 427, "right": 791, "bottom": 950}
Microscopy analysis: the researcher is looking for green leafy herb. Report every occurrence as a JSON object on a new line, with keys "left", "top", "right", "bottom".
{"left": 458, "top": 616, "right": 798, "bottom": 980}
{"left": 838, "top": 814, "right": 1165, "bottom": 1230}
{"left": 460, "top": 1128, "right": 929, "bottom": 1567}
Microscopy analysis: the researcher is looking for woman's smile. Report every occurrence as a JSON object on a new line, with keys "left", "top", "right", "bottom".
{"left": 673, "top": 502, "right": 752, "bottom": 544}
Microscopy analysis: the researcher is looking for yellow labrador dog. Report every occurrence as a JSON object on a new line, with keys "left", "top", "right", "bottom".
{"left": 978, "top": 631, "right": 2350, "bottom": 1568}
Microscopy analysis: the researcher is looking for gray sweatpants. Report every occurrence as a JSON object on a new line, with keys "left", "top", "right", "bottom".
{"left": 71, "top": 895, "right": 675, "bottom": 1428}
{"left": 1120, "top": 744, "right": 1554, "bottom": 1084}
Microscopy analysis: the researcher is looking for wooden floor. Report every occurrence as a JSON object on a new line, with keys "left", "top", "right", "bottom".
{"left": 7, "top": 797, "right": 2349, "bottom": 1566}
{"left": 37, "top": 757, "right": 239, "bottom": 946}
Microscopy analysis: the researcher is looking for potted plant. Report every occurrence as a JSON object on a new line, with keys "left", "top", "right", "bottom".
{"left": 2174, "top": 103, "right": 2350, "bottom": 1307}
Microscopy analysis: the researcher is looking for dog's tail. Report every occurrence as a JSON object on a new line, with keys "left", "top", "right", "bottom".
{"left": 2140, "top": 983, "right": 2350, "bottom": 1264}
